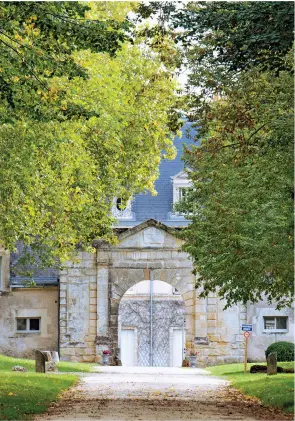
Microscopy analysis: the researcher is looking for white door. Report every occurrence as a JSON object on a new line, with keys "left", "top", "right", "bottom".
{"left": 121, "top": 329, "right": 136, "bottom": 366}
{"left": 172, "top": 329, "right": 183, "bottom": 367}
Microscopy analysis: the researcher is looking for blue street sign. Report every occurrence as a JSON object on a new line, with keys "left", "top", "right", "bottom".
{"left": 242, "top": 324, "right": 252, "bottom": 332}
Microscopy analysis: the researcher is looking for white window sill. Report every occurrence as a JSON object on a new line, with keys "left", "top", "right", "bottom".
{"left": 16, "top": 331, "right": 41, "bottom": 334}
{"left": 263, "top": 330, "right": 288, "bottom": 334}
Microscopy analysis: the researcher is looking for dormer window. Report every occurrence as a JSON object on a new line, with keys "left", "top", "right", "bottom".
{"left": 168, "top": 171, "right": 192, "bottom": 221}
{"left": 171, "top": 171, "right": 192, "bottom": 205}
{"left": 112, "top": 197, "right": 134, "bottom": 220}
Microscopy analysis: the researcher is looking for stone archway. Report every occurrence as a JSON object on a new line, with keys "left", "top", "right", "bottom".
{"left": 95, "top": 220, "right": 198, "bottom": 362}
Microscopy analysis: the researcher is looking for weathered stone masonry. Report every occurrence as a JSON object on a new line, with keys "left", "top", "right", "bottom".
{"left": 59, "top": 220, "right": 245, "bottom": 365}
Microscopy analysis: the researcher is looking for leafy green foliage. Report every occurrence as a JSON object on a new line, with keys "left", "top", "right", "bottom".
{"left": 0, "top": 3, "right": 180, "bottom": 270}
{"left": 265, "top": 342, "right": 295, "bottom": 362}
{"left": 176, "top": 1, "right": 294, "bottom": 71}
{"left": 167, "top": 0, "right": 294, "bottom": 308}
{"left": 178, "top": 62, "right": 293, "bottom": 308}
{"left": 0, "top": 2, "right": 128, "bottom": 123}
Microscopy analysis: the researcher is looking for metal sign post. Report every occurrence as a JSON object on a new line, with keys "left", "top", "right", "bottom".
{"left": 242, "top": 324, "right": 252, "bottom": 374}
{"left": 243, "top": 331, "right": 250, "bottom": 373}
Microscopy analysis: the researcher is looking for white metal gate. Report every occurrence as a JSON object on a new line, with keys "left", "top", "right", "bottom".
{"left": 172, "top": 329, "right": 184, "bottom": 367}
{"left": 121, "top": 329, "right": 136, "bottom": 366}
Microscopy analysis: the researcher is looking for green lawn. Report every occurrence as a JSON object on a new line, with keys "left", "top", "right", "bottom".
{"left": 0, "top": 371, "right": 77, "bottom": 420}
{"left": 0, "top": 355, "right": 97, "bottom": 420}
{"left": 0, "top": 354, "right": 96, "bottom": 373}
{"left": 208, "top": 362, "right": 294, "bottom": 414}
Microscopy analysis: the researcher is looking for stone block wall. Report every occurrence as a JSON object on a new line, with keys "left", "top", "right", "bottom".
{"left": 247, "top": 301, "right": 295, "bottom": 361}
{"left": 59, "top": 223, "right": 247, "bottom": 365}
{"left": 194, "top": 295, "right": 245, "bottom": 366}
{"left": 59, "top": 252, "right": 98, "bottom": 362}
{"left": 0, "top": 287, "right": 58, "bottom": 358}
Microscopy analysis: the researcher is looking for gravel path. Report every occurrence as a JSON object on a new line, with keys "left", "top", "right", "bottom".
{"left": 37, "top": 366, "right": 291, "bottom": 421}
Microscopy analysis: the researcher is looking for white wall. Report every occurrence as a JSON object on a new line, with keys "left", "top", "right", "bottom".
{"left": 124, "top": 280, "right": 178, "bottom": 296}
{"left": 247, "top": 301, "right": 294, "bottom": 361}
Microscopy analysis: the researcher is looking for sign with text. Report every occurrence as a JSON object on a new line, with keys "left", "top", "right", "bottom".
{"left": 242, "top": 324, "right": 252, "bottom": 332}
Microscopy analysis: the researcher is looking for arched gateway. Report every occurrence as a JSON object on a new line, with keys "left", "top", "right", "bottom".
{"left": 59, "top": 219, "right": 245, "bottom": 365}
{"left": 95, "top": 220, "right": 197, "bottom": 364}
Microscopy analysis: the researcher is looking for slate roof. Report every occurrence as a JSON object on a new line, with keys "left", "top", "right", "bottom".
{"left": 116, "top": 121, "right": 197, "bottom": 228}
{"left": 10, "top": 243, "right": 59, "bottom": 287}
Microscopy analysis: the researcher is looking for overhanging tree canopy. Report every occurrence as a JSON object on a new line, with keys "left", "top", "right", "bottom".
{"left": 0, "top": 2, "right": 181, "bottom": 271}
{"left": 172, "top": 2, "right": 294, "bottom": 307}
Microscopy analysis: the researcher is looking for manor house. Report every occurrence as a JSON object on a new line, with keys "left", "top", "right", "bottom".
{"left": 0, "top": 123, "right": 293, "bottom": 366}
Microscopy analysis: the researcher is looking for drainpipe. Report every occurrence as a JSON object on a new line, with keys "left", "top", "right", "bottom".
{"left": 150, "top": 270, "right": 153, "bottom": 367}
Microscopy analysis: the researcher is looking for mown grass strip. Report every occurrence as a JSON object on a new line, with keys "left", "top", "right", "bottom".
{"left": 0, "top": 371, "right": 77, "bottom": 420}
{"left": 208, "top": 362, "right": 294, "bottom": 414}
{"left": 0, "top": 355, "right": 95, "bottom": 373}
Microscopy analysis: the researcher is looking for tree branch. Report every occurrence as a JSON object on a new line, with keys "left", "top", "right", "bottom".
{"left": 0, "top": 36, "right": 49, "bottom": 91}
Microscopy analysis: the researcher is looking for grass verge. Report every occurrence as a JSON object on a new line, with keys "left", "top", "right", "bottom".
{"left": 0, "top": 371, "right": 77, "bottom": 420}
{"left": 0, "top": 354, "right": 97, "bottom": 420}
{"left": 0, "top": 355, "right": 95, "bottom": 373}
{"left": 208, "top": 362, "right": 294, "bottom": 414}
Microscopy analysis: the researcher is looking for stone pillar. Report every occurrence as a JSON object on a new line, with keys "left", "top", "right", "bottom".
{"left": 97, "top": 267, "right": 109, "bottom": 338}
{"left": 174, "top": 270, "right": 196, "bottom": 350}
{"left": 35, "top": 350, "right": 46, "bottom": 373}
{"left": 0, "top": 249, "right": 10, "bottom": 292}
{"left": 95, "top": 249, "right": 111, "bottom": 362}
{"left": 195, "top": 287, "right": 208, "bottom": 340}
{"left": 267, "top": 352, "right": 277, "bottom": 375}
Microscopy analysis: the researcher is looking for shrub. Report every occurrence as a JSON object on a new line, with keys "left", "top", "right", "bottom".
{"left": 265, "top": 341, "right": 294, "bottom": 362}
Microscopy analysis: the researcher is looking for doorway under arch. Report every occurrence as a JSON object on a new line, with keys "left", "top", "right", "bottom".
{"left": 118, "top": 279, "right": 186, "bottom": 367}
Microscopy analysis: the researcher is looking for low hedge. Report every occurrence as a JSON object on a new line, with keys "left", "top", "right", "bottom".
{"left": 265, "top": 341, "right": 294, "bottom": 362}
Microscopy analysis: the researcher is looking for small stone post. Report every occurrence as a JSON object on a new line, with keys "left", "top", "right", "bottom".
{"left": 35, "top": 350, "right": 46, "bottom": 373}
{"left": 267, "top": 352, "right": 277, "bottom": 375}
{"left": 35, "top": 350, "right": 56, "bottom": 373}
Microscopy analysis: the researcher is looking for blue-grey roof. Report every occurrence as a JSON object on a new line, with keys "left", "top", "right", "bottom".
{"left": 10, "top": 243, "right": 59, "bottom": 287}
{"left": 116, "top": 121, "right": 197, "bottom": 228}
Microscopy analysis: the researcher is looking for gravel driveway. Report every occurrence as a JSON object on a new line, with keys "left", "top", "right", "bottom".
{"left": 37, "top": 366, "right": 291, "bottom": 421}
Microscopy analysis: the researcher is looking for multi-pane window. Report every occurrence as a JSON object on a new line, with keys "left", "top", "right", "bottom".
{"left": 112, "top": 197, "right": 133, "bottom": 220}
{"left": 16, "top": 318, "right": 40, "bottom": 332}
{"left": 264, "top": 316, "right": 288, "bottom": 331}
{"left": 179, "top": 187, "right": 193, "bottom": 202}
{"left": 116, "top": 198, "right": 127, "bottom": 211}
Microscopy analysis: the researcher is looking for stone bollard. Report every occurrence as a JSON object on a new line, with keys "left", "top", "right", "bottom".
{"left": 35, "top": 350, "right": 46, "bottom": 373}
{"left": 267, "top": 352, "right": 277, "bottom": 375}
{"left": 35, "top": 350, "right": 59, "bottom": 373}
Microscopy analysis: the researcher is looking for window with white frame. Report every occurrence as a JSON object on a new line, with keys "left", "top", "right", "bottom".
{"left": 171, "top": 171, "right": 192, "bottom": 205}
{"left": 16, "top": 317, "right": 41, "bottom": 332}
{"left": 169, "top": 171, "right": 192, "bottom": 220}
{"left": 178, "top": 187, "right": 193, "bottom": 202}
{"left": 263, "top": 316, "right": 288, "bottom": 332}
{"left": 112, "top": 197, "right": 133, "bottom": 220}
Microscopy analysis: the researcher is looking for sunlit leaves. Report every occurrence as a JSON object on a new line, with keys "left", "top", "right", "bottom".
{"left": 179, "top": 64, "right": 293, "bottom": 308}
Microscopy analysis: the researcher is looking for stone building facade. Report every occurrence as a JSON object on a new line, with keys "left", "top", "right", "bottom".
{"left": 0, "top": 123, "right": 293, "bottom": 365}
{"left": 57, "top": 220, "right": 248, "bottom": 365}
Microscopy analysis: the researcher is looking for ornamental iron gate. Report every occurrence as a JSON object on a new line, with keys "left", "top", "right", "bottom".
{"left": 119, "top": 288, "right": 185, "bottom": 367}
